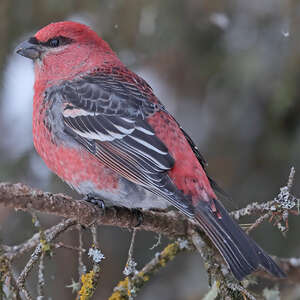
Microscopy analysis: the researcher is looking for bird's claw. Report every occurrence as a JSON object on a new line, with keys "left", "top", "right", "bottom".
{"left": 82, "top": 194, "right": 106, "bottom": 214}
{"left": 131, "top": 209, "right": 143, "bottom": 227}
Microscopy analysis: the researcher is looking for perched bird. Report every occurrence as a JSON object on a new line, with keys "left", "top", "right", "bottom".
{"left": 16, "top": 21, "right": 285, "bottom": 280}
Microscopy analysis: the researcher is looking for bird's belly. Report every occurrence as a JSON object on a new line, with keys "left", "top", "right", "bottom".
{"left": 74, "top": 177, "right": 170, "bottom": 210}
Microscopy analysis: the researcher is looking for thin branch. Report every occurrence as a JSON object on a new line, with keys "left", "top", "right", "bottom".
{"left": 77, "top": 224, "right": 86, "bottom": 277}
{"left": 246, "top": 213, "right": 270, "bottom": 233}
{"left": 123, "top": 229, "right": 137, "bottom": 276}
{"left": 0, "top": 258, "right": 22, "bottom": 300}
{"left": 52, "top": 242, "right": 86, "bottom": 253}
{"left": 149, "top": 234, "right": 162, "bottom": 250}
{"left": 90, "top": 224, "right": 98, "bottom": 247}
{"left": 287, "top": 166, "right": 295, "bottom": 190}
{"left": 37, "top": 252, "right": 45, "bottom": 299}
{"left": 17, "top": 244, "right": 42, "bottom": 300}
{"left": 3, "top": 218, "right": 76, "bottom": 261}
{"left": 232, "top": 167, "right": 299, "bottom": 222}
{"left": 231, "top": 200, "right": 277, "bottom": 221}
{"left": 123, "top": 229, "right": 138, "bottom": 300}
{"left": 109, "top": 238, "right": 192, "bottom": 299}
{"left": 127, "top": 229, "right": 137, "bottom": 267}
{"left": 13, "top": 219, "right": 76, "bottom": 299}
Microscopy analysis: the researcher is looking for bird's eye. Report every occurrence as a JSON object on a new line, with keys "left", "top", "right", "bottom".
{"left": 49, "top": 38, "right": 59, "bottom": 47}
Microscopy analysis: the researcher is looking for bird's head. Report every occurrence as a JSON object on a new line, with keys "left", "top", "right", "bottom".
{"left": 16, "top": 21, "right": 119, "bottom": 82}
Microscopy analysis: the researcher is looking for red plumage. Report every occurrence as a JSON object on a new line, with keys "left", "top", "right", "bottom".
{"left": 16, "top": 21, "right": 285, "bottom": 280}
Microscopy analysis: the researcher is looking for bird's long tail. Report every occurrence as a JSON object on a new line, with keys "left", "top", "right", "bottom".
{"left": 194, "top": 198, "right": 286, "bottom": 280}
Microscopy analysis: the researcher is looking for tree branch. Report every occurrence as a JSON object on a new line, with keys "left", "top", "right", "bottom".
{"left": 0, "top": 182, "right": 195, "bottom": 239}
{"left": 0, "top": 178, "right": 299, "bottom": 299}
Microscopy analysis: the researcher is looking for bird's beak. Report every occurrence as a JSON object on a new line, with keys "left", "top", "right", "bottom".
{"left": 16, "top": 39, "right": 44, "bottom": 60}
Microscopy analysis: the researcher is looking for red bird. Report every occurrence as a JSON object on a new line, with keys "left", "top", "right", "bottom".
{"left": 16, "top": 21, "right": 285, "bottom": 280}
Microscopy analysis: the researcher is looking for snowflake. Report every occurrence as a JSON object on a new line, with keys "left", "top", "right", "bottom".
{"left": 88, "top": 247, "right": 105, "bottom": 263}
{"left": 274, "top": 186, "right": 297, "bottom": 209}
{"left": 177, "top": 238, "right": 189, "bottom": 250}
{"left": 123, "top": 258, "right": 137, "bottom": 276}
{"left": 290, "top": 257, "right": 300, "bottom": 267}
{"left": 66, "top": 278, "right": 81, "bottom": 293}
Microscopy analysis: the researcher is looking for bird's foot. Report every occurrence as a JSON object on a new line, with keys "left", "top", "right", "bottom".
{"left": 131, "top": 209, "right": 144, "bottom": 227}
{"left": 82, "top": 193, "right": 106, "bottom": 213}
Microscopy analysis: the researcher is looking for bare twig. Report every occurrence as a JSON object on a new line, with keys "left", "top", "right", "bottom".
{"left": 52, "top": 242, "right": 86, "bottom": 253}
{"left": 77, "top": 224, "right": 86, "bottom": 277}
{"left": 231, "top": 200, "right": 277, "bottom": 221}
{"left": 37, "top": 252, "right": 45, "bottom": 299}
{"left": 2, "top": 218, "right": 76, "bottom": 261}
{"left": 246, "top": 213, "right": 270, "bottom": 233}
{"left": 123, "top": 229, "right": 138, "bottom": 299}
{"left": 90, "top": 224, "right": 98, "bottom": 247}
{"left": 123, "top": 229, "right": 138, "bottom": 277}
{"left": 127, "top": 229, "right": 137, "bottom": 267}
{"left": 17, "top": 244, "right": 42, "bottom": 300}
{"left": 287, "top": 166, "right": 295, "bottom": 190}
{"left": 149, "top": 233, "right": 162, "bottom": 250}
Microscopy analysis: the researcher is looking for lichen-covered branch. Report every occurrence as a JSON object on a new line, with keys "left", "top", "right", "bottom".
{"left": 0, "top": 182, "right": 195, "bottom": 238}
{"left": 232, "top": 167, "right": 299, "bottom": 234}
{"left": 2, "top": 218, "right": 76, "bottom": 261}
{"left": 0, "top": 167, "right": 299, "bottom": 299}
{"left": 16, "top": 244, "right": 42, "bottom": 300}
{"left": 109, "top": 238, "right": 192, "bottom": 300}
{"left": 1, "top": 218, "right": 76, "bottom": 299}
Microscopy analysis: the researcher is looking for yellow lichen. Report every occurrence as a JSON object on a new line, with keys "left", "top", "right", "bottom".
{"left": 108, "top": 291, "right": 127, "bottom": 300}
{"left": 108, "top": 277, "right": 129, "bottom": 300}
{"left": 39, "top": 231, "right": 52, "bottom": 255}
{"left": 40, "top": 238, "right": 51, "bottom": 253}
{"left": 161, "top": 243, "right": 178, "bottom": 259}
{"left": 79, "top": 270, "right": 95, "bottom": 300}
{"left": 108, "top": 242, "right": 182, "bottom": 300}
{"left": 0, "top": 257, "right": 9, "bottom": 280}
{"left": 158, "top": 242, "right": 179, "bottom": 267}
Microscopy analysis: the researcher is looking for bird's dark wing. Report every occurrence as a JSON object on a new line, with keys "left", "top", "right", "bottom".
{"left": 57, "top": 71, "right": 193, "bottom": 216}
{"left": 179, "top": 125, "right": 229, "bottom": 199}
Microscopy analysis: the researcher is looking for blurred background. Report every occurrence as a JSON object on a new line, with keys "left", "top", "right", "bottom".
{"left": 0, "top": 0, "right": 299, "bottom": 299}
